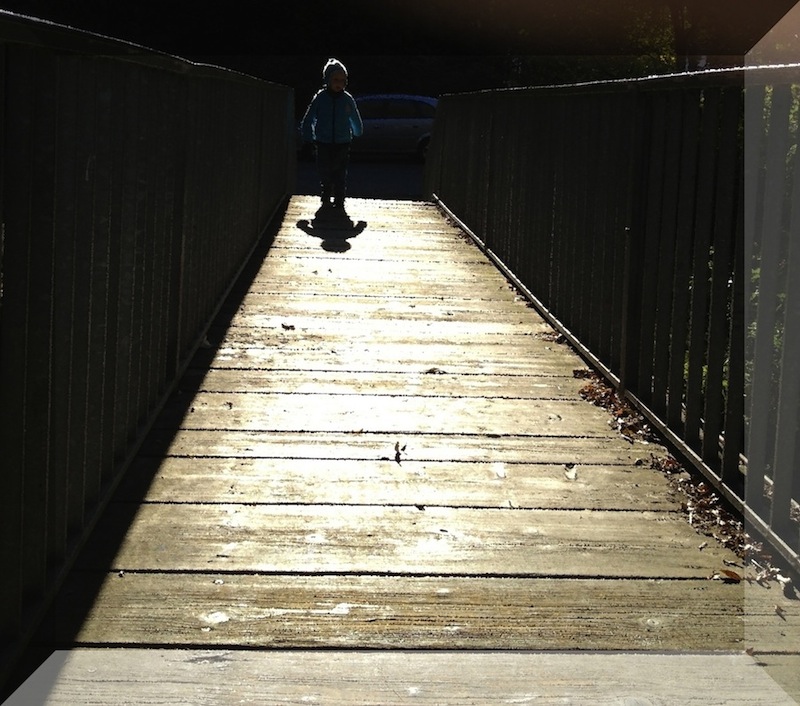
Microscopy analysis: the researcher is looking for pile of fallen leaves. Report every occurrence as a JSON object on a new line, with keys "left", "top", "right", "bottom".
{"left": 573, "top": 368, "right": 796, "bottom": 592}
{"left": 574, "top": 369, "right": 659, "bottom": 444}
{"left": 659, "top": 463, "right": 794, "bottom": 591}
{"left": 650, "top": 453, "right": 747, "bottom": 557}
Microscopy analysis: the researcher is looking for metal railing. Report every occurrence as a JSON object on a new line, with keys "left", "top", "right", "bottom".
{"left": 0, "top": 10, "right": 294, "bottom": 665}
{"left": 425, "top": 67, "right": 800, "bottom": 576}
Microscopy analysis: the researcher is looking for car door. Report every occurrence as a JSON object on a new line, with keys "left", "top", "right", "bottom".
{"left": 355, "top": 97, "right": 387, "bottom": 152}
{"left": 381, "top": 98, "right": 422, "bottom": 153}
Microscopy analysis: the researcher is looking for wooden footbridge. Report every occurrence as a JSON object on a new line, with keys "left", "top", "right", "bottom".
{"left": 35, "top": 196, "right": 750, "bottom": 651}
{"left": 6, "top": 196, "right": 797, "bottom": 703}
{"left": 2, "top": 11, "right": 800, "bottom": 704}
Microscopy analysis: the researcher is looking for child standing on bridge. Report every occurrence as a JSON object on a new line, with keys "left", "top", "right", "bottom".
{"left": 301, "top": 58, "right": 363, "bottom": 210}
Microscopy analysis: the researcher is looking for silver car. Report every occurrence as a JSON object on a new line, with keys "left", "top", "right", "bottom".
{"left": 353, "top": 94, "right": 438, "bottom": 160}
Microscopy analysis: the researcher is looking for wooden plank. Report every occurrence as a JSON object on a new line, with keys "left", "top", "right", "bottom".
{"left": 233, "top": 268, "right": 520, "bottom": 291}
{"left": 181, "top": 368, "right": 586, "bottom": 398}
{"left": 727, "top": 580, "right": 800, "bottom": 701}
{"left": 194, "top": 341, "right": 583, "bottom": 376}
{"left": 51, "top": 573, "right": 743, "bottom": 650}
{"left": 232, "top": 280, "right": 522, "bottom": 300}
{"left": 157, "top": 392, "right": 621, "bottom": 437}
{"left": 141, "top": 429, "right": 663, "bottom": 464}
{"left": 211, "top": 319, "right": 564, "bottom": 350}
{"left": 76, "top": 503, "right": 736, "bottom": 577}
{"left": 117, "top": 457, "right": 680, "bottom": 511}
{"left": 218, "top": 297, "right": 546, "bottom": 323}
{"left": 745, "top": 582, "right": 800, "bottom": 654}
{"left": 220, "top": 316, "right": 555, "bottom": 338}
{"left": 253, "top": 255, "right": 500, "bottom": 276}
{"left": 10, "top": 649, "right": 796, "bottom": 705}
{"left": 249, "top": 268, "right": 505, "bottom": 292}
{"left": 268, "top": 240, "right": 487, "bottom": 257}
{"left": 209, "top": 326, "right": 580, "bottom": 354}
{"left": 269, "top": 236, "right": 487, "bottom": 258}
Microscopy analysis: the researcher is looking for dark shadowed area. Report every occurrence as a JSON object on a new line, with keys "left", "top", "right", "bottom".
{"left": 296, "top": 154, "right": 425, "bottom": 201}
{"left": 2, "top": 0, "right": 798, "bottom": 102}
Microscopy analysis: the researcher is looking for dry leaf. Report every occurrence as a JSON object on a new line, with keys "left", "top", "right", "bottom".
{"left": 720, "top": 569, "right": 742, "bottom": 583}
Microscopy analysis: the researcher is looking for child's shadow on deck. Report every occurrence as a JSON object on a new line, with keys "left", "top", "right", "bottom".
{"left": 297, "top": 207, "right": 367, "bottom": 252}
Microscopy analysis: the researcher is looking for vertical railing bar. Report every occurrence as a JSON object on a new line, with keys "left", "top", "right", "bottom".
{"left": 24, "top": 47, "right": 57, "bottom": 607}
{"left": 684, "top": 86, "right": 723, "bottom": 447}
{"left": 701, "top": 87, "right": 741, "bottom": 470}
{"left": 651, "top": 90, "right": 683, "bottom": 419}
{"left": 637, "top": 91, "right": 667, "bottom": 401}
{"left": 73, "top": 57, "right": 100, "bottom": 508}
{"left": 667, "top": 88, "right": 701, "bottom": 433}
{"left": 166, "top": 76, "right": 188, "bottom": 379}
{"left": 92, "top": 58, "right": 117, "bottom": 485}
{"left": 722, "top": 169, "right": 746, "bottom": 497}
{"left": 620, "top": 88, "right": 650, "bottom": 396}
{"left": 50, "top": 54, "right": 79, "bottom": 562}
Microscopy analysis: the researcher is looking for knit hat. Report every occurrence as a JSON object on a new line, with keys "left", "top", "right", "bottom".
{"left": 322, "top": 58, "right": 348, "bottom": 85}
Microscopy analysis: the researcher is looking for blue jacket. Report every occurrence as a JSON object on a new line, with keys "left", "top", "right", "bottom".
{"left": 301, "top": 89, "right": 363, "bottom": 144}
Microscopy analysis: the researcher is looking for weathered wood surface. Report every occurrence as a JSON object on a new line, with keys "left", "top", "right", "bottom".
{"left": 26, "top": 196, "right": 799, "bottom": 700}
{"left": 6, "top": 650, "right": 797, "bottom": 705}
{"left": 52, "top": 573, "right": 743, "bottom": 650}
{"left": 118, "top": 457, "right": 678, "bottom": 510}
{"left": 77, "top": 504, "right": 733, "bottom": 577}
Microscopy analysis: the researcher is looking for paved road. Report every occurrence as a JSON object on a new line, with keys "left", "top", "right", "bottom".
{"left": 296, "top": 155, "right": 426, "bottom": 201}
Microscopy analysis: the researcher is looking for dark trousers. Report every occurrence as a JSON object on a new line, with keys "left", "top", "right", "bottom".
{"left": 316, "top": 142, "right": 351, "bottom": 204}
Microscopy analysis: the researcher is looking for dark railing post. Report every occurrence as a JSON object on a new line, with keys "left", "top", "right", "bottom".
{"left": 701, "top": 86, "right": 742, "bottom": 475}
{"left": 619, "top": 88, "right": 649, "bottom": 396}
{"left": 722, "top": 178, "right": 745, "bottom": 499}
{"left": 165, "top": 78, "right": 188, "bottom": 381}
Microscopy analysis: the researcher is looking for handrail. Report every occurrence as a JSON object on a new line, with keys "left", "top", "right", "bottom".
{"left": 0, "top": 10, "right": 295, "bottom": 681}
{"left": 425, "top": 66, "right": 800, "bottom": 578}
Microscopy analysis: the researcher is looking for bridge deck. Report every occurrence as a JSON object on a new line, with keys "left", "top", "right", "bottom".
{"left": 18, "top": 196, "right": 799, "bottom": 702}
